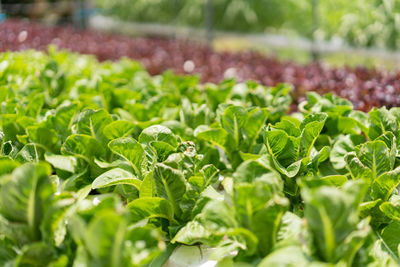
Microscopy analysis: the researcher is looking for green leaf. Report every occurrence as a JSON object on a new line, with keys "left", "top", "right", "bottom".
{"left": 127, "top": 197, "right": 174, "bottom": 222}
{"left": 225, "top": 228, "right": 259, "bottom": 256}
{"left": 72, "top": 245, "right": 89, "bottom": 267}
{"left": 221, "top": 106, "right": 247, "bottom": 146}
{"left": 191, "top": 186, "right": 224, "bottom": 219}
{"left": 205, "top": 79, "right": 233, "bottom": 110}
{"left": 371, "top": 166, "right": 400, "bottom": 201}
{"left": 368, "top": 107, "right": 398, "bottom": 141}
{"left": 200, "top": 164, "right": 219, "bottom": 187}
{"left": 139, "top": 125, "right": 178, "bottom": 147}
{"left": 302, "top": 180, "right": 368, "bottom": 262}
{"left": 299, "top": 112, "right": 327, "bottom": 158}
{"left": 15, "top": 242, "right": 55, "bottom": 267}
{"left": 93, "top": 158, "right": 131, "bottom": 170}
{"left": 1, "top": 114, "right": 21, "bottom": 142}
{"left": 302, "top": 175, "right": 348, "bottom": 188}
{"left": 44, "top": 153, "right": 77, "bottom": 173}
{"left": 0, "top": 215, "right": 31, "bottom": 246}
{"left": 345, "top": 152, "right": 372, "bottom": 180}
{"left": 380, "top": 201, "right": 400, "bottom": 221}
{"left": 180, "top": 98, "right": 209, "bottom": 129}
{"left": 27, "top": 125, "right": 59, "bottom": 153}
{"left": 92, "top": 168, "right": 142, "bottom": 189}
{"left": 276, "top": 212, "right": 304, "bottom": 246}
{"left": 84, "top": 210, "right": 127, "bottom": 266}
{"left": 147, "top": 243, "right": 177, "bottom": 267}
{"left": 0, "top": 236, "right": 17, "bottom": 265}
{"left": 123, "top": 226, "right": 165, "bottom": 266}
{"left": 0, "top": 163, "right": 53, "bottom": 241}
{"left": 108, "top": 137, "right": 145, "bottom": 176}
{"left": 140, "top": 172, "right": 156, "bottom": 198}
{"left": 337, "top": 117, "right": 360, "bottom": 135}
{"left": 271, "top": 118, "right": 301, "bottom": 137}
{"left": 376, "top": 132, "right": 397, "bottom": 169}
{"left": 171, "top": 220, "right": 221, "bottom": 245}
{"left": 354, "top": 140, "right": 391, "bottom": 179}
{"left": 76, "top": 109, "right": 114, "bottom": 144}
{"left": 42, "top": 185, "right": 91, "bottom": 247}
{"left": 150, "top": 141, "right": 176, "bottom": 162}
{"left": 359, "top": 199, "right": 383, "bottom": 223}
{"left": 197, "top": 201, "right": 238, "bottom": 233}
{"left": 336, "top": 218, "right": 371, "bottom": 266}
{"left": 0, "top": 159, "right": 20, "bottom": 176}
{"left": 380, "top": 221, "right": 400, "bottom": 262}
{"left": 14, "top": 143, "right": 44, "bottom": 163}
{"left": 330, "top": 134, "right": 364, "bottom": 170}
{"left": 25, "top": 93, "right": 45, "bottom": 119}
{"left": 309, "top": 145, "right": 330, "bottom": 172}
{"left": 248, "top": 82, "right": 292, "bottom": 122}
{"left": 251, "top": 197, "right": 289, "bottom": 256}
{"left": 62, "top": 134, "right": 105, "bottom": 161}
{"left": 264, "top": 128, "right": 301, "bottom": 176}
{"left": 50, "top": 103, "right": 78, "bottom": 139}
{"left": 103, "top": 120, "right": 136, "bottom": 140}
{"left": 154, "top": 163, "right": 186, "bottom": 217}
{"left": 234, "top": 175, "right": 287, "bottom": 253}
{"left": 348, "top": 110, "right": 369, "bottom": 134}
{"left": 233, "top": 181, "right": 283, "bottom": 223}
{"left": 368, "top": 239, "right": 400, "bottom": 266}
{"left": 258, "top": 246, "right": 309, "bottom": 267}
{"left": 196, "top": 127, "right": 232, "bottom": 153}
{"left": 233, "top": 156, "right": 281, "bottom": 184}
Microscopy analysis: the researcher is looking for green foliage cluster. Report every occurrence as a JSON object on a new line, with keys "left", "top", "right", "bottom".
{"left": 0, "top": 49, "right": 400, "bottom": 266}
{"left": 96, "top": 0, "right": 400, "bottom": 50}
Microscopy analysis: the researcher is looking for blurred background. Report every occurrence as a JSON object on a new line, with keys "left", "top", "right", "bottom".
{"left": 2, "top": 0, "right": 400, "bottom": 66}
{"left": 2, "top": 0, "right": 400, "bottom": 110}
{"left": 96, "top": 0, "right": 400, "bottom": 49}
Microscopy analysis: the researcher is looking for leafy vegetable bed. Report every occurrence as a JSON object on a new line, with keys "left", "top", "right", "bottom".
{"left": 2, "top": 19, "right": 400, "bottom": 111}
{"left": 0, "top": 49, "right": 400, "bottom": 266}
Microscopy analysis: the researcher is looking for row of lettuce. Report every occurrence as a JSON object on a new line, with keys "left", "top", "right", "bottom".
{"left": 0, "top": 49, "right": 399, "bottom": 266}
